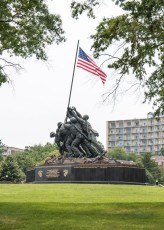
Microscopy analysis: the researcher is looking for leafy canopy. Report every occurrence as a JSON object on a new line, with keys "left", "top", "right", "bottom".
{"left": 137, "top": 152, "right": 162, "bottom": 184}
{"left": 0, "top": 140, "right": 5, "bottom": 154}
{"left": 0, "top": 140, "right": 5, "bottom": 160}
{"left": 107, "top": 147, "right": 137, "bottom": 161}
{"left": 71, "top": 0, "right": 164, "bottom": 116}
{"left": 0, "top": 155, "right": 25, "bottom": 182}
{"left": 14, "top": 142, "right": 58, "bottom": 173}
{"left": 0, "top": 0, "right": 65, "bottom": 86}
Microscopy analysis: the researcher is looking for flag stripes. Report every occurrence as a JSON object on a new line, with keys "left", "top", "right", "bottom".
{"left": 77, "top": 47, "right": 107, "bottom": 85}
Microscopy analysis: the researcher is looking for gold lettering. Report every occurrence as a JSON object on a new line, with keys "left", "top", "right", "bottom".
{"left": 46, "top": 169, "right": 60, "bottom": 178}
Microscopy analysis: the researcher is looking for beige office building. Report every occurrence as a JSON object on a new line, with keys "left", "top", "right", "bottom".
{"left": 106, "top": 115, "right": 164, "bottom": 154}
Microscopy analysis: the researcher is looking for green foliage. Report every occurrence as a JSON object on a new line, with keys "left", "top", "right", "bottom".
{"left": 0, "top": 71, "right": 7, "bottom": 86}
{"left": 14, "top": 152, "right": 35, "bottom": 173}
{"left": 159, "top": 147, "right": 164, "bottom": 156}
{"left": 0, "top": 0, "right": 65, "bottom": 85}
{"left": 107, "top": 147, "right": 137, "bottom": 161}
{"left": 14, "top": 142, "right": 58, "bottom": 172}
{"left": 71, "top": 0, "right": 164, "bottom": 116}
{"left": 71, "top": 0, "right": 99, "bottom": 19}
{"left": 160, "top": 167, "right": 164, "bottom": 184}
{"left": 107, "top": 147, "right": 127, "bottom": 159}
{"left": 145, "top": 168, "right": 156, "bottom": 184}
{"left": 137, "top": 152, "right": 162, "bottom": 184}
{"left": 0, "top": 155, "right": 25, "bottom": 183}
{"left": 0, "top": 139, "right": 5, "bottom": 154}
{"left": 0, "top": 139, "right": 5, "bottom": 160}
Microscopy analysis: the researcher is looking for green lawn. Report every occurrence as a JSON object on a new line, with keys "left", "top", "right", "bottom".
{"left": 0, "top": 184, "right": 164, "bottom": 229}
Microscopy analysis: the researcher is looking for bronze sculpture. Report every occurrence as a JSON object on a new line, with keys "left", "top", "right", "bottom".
{"left": 50, "top": 107, "right": 106, "bottom": 158}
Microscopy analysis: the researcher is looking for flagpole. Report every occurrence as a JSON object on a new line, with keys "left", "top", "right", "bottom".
{"left": 67, "top": 40, "right": 79, "bottom": 110}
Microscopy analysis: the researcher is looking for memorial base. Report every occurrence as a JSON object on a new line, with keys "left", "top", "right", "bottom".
{"left": 26, "top": 161, "right": 146, "bottom": 184}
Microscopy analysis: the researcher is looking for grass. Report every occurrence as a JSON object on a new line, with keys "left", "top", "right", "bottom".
{"left": 0, "top": 184, "right": 164, "bottom": 229}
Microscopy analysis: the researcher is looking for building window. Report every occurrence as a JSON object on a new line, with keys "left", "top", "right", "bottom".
{"left": 150, "top": 139, "right": 153, "bottom": 144}
{"left": 142, "top": 140, "right": 147, "bottom": 144}
{"left": 119, "top": 129, "right": 123, "bottom": 134}
{"left": 126, "top": 146, "right": 131, "bottom": 152}
{"left": 126, "top": 128, "right": 131, "bottom": 134}
{"left": 125, "top": 135, "right": 130, "bottom": 140}
{"left": 119, "top": 141, "right": 123, "bottom": 146}
{"left": 119, "top": 122, "right": 123, "bottom": 128}
{"left": 119, "top": 135, "right": 123, "bottom": 140}
{"left": 111, "top": 122, "right": 115, "bottom": 128}
{"left": 142, "top": 128, "right": 147, "bottom": 132}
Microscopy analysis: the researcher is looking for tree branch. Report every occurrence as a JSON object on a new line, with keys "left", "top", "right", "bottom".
{"left": 102, "top": 73, "right": 124, "bottom": 103}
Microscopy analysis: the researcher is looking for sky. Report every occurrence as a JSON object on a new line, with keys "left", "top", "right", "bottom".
{"left": 0, "top": 0, "right": 153, "bottom": 150}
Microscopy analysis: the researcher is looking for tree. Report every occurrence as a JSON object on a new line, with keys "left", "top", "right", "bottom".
{"left": 0, "top": 140, "right": 5, "bottom": 161}
{"left": 136, "top": 152, "right": 161, "bottom": 184}
{"left": 107, "top": 147, "right": 137, "bottom": 161}
{"left": 71, "top": 0, "right": 164, "bottom": 116}
{"left": 0, "top": 0, "right": 65, "bottom": 86}
{"left": 0, "top": 155, "right": 25, "bottom": 183}
{"left": 14, "top": 142, "right": 58, "bottom": 173}
{"left": 107, "top": 147, "right": 128, "bottom": 160}
{"left": 159, "top": 148, "right": 164, "bottom": 156}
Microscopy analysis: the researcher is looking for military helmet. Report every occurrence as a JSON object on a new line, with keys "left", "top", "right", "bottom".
{"left": 57, "top": 122, "right": 62, "bottom": 127}
{"left": 83, "top": 114, "right": 89, "bottom": 120}
{"left": 70, "top": 117, "right": 77, "bottom": 123}
{"left": 50, "top": 132, "right": 56, "bottom": 138}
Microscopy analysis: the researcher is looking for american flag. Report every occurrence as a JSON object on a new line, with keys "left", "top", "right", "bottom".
{"left": 76, "top": 47, "right": 107, "bottom": 85}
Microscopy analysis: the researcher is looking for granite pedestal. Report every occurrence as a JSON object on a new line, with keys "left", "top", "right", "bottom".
{"left": 26, "top": 156, "right": 146, "bottom": 184}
